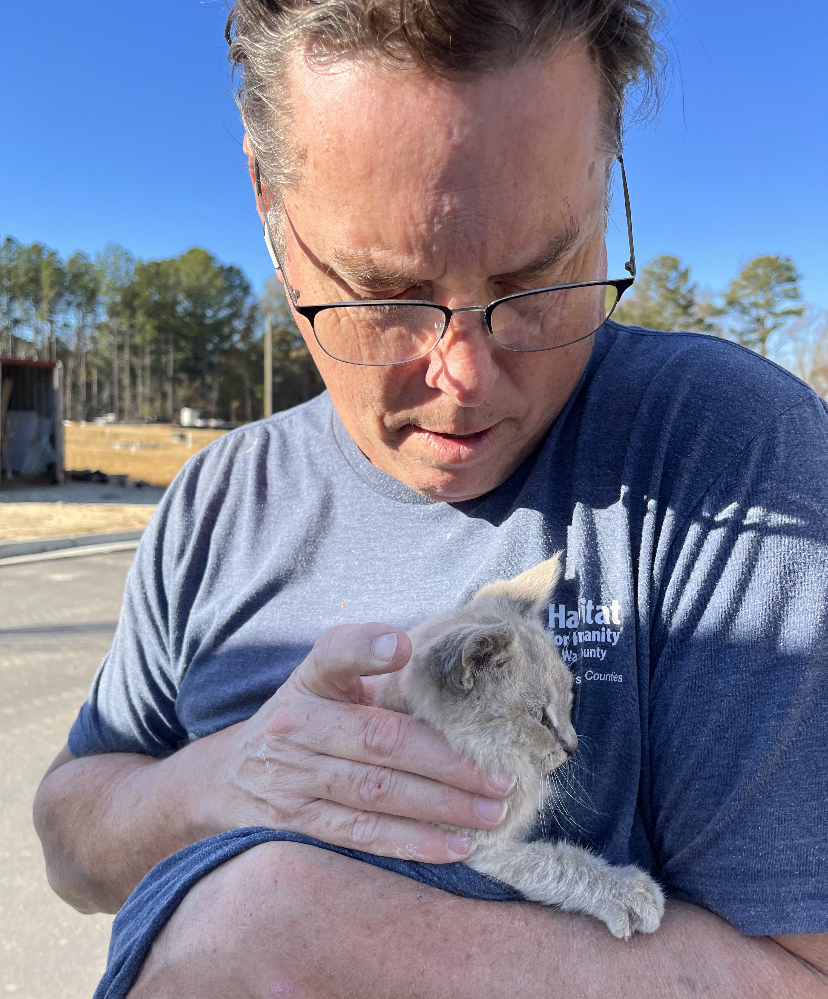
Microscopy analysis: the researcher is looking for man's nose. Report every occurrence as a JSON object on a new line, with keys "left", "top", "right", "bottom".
{"left": 424, "top": 310, "right": 500, "bottom": 406}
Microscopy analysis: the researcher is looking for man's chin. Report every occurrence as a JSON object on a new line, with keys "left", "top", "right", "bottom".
{"left": 352, "top": 418, "right": 532, "bottom": 500}
{"left": 376, "top": 445, "right": 517, "bottom": 503}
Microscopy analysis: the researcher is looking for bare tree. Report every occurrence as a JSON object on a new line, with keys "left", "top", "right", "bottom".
{"left": 783, "top": 307, "right": 828, "bottom": 397}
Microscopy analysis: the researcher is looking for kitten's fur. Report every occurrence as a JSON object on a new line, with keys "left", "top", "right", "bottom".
{"left": 375, "top": 553, "right": 664, "bottom": 939}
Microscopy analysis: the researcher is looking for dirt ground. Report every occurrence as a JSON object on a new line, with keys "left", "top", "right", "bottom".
{"left": 0, "top": 424, "right": 228, "bottom": 542}
{"left": 0, "top": 502, "right": 156, "bottom": 541}
{"left": 64, "top": 423, "right": 227, "bottom": 488}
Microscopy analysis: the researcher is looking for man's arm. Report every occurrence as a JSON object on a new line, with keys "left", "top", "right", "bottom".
{"left": 128, "top": 841, "right": 828, "bottom": 999}
{"left": 33, "top": 742, "right": 216, "bottom": 914}
{"left": 33, "top": 624, "right": 514, "bottom": 913}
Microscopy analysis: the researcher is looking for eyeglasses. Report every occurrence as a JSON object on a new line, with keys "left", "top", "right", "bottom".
{"left": 256, "top": 157, "right": 636, "bottom": 367}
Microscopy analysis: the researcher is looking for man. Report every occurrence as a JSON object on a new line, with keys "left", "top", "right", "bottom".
{"left": 34, "top": 1, "right": 828, "bottom": 996}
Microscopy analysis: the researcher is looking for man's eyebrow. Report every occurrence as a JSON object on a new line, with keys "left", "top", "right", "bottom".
{"left": 495, "top": 213, "right": 582, "bottom": 282}
{"left": 327, "top": 255, "right": 418, "bottom": 292}
{"left": 328, "top": 213, "right": 583, "bottom": 292}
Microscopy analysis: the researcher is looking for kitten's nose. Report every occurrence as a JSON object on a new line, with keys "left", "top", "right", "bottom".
{"left": 557, "top": 724, "right": 578, "bottom": 757}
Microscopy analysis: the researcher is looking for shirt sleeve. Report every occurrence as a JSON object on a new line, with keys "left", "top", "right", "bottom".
{"left": 68, "top": 477, "right": 190, "bottom": 758}
{"left": 646, "top": 394, "right": 828, "bottom": 935}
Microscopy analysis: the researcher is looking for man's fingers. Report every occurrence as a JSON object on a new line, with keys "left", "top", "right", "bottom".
{"left": 266, "top": 695, "right": 514, "bottom": 799}
{"left": 294, "top": 799, "right": 476, "bottom": 864}
{"left": 302, "top": 754, "right": 509, "bottom": 830}
{"left": 296, "top": 624, "right": 412, "bottom": 703}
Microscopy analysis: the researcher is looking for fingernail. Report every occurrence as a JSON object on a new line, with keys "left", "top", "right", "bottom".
{"left": 371, "top": 633, "right": 398, "bottom": 664}
{"left": 446, "top": 833, "right": 474, "bottom": 858}
{"left": 475, "top": 796, "right": 508, "bottom": 823}
{"left": 485, "top": 771, "right": 517, "bottom": 794}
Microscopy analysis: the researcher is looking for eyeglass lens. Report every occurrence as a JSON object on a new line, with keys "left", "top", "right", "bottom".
{"left": 312, "top": 284, "right": 620, "bottom": 365}
{"left": 490, "top": 284, "right": 619, "bottom": 352}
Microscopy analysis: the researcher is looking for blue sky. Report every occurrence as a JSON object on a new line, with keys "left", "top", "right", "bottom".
{"left": 1, "top": 1, "right": 825, "bottom": 307}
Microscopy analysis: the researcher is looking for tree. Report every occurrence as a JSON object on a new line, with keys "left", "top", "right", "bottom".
{"left": 94, "top": 244, "right": 137, "bottom": 419}
{"left": 722, "top": 254, "right": 804, "bottom": 357}
{"left": 216, "top": 301, "right": 264, "bottom": 425}
{"left": 260, "top": 275, "right": 325, "bottom": 412}
{"left": 124, "top": 256, "right": 179, "bottom": 420}
{"left": 5, "top": 241, "right": 68, "bottom": 359}
{"left": 122, "top": 249, "right": 256, "bottom": 420}
{"left": 0, "top": 237, "right": 24, "bottom": 355}
{"left": 783, "top": 307, "right": 828, "bottom": 398}
{"left": 2, "top": 233, "right": 320, "bottom": 424}
{"left": 613, "top": 254, "right": 716, "bottom": 333}
{"left": 64, "top": 252, "right": 100, "bottom": 419}
{"left": 170, "top": 249, "right": 253, "bottom": 416}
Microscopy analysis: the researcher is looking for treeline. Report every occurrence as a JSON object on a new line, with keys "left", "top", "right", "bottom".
{"left": 613, "top": 253, "right": 827, "bottom": 396}
{"left": 2, "top": 236, "right": 825, "bottom": 425}
{"left": 0, "top": 236, "right": 322, "bottom": 423}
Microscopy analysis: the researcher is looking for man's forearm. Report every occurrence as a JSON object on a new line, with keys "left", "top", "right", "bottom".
{"left": 34, "top": 626, "right": 520, "bottom": 918}
{"left": 131, "top": 843, "right": 828, "bottom": 999}
{"left": 32, "top": 737, "right": 227, "bottom": 914}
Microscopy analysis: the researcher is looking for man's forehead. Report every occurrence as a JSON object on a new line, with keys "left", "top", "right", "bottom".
{"left": 282, "top": 46, "right": 606, "bottom": 283}
{"left": 286, "top": 45, "right": 603, "bottom": 179}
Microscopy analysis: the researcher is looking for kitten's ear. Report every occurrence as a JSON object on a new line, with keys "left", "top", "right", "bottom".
{"left": 459, "top": 625, "right": 514, "bottom": 691}
{"left": 426, "top": 625, "right": 514, "bottom": 693}
{"left": 472, "top": 551, "right": 564, "bottom": 616}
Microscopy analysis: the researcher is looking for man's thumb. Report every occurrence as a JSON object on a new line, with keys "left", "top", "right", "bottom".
{"left": 297, "top": 623, "right": 412, "bottom": 703}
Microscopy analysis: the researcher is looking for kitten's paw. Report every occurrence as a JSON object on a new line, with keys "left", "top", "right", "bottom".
{"left": 601, "top": 867, "right": 665, "bottom": 940}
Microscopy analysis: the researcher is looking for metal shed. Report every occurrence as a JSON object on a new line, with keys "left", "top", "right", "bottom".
{"left": 0, "top": 357, "right": 64, "bottom": 483}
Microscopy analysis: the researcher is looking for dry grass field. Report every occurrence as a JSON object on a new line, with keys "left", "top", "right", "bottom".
{"left": 0, "top": 503, "right": 157, "bottom": 541}
{"left": 64, "top": 423, "right": 228, "bottom": 487}
{"left": 0, "top": 425, "right": 229, "bottom": 542}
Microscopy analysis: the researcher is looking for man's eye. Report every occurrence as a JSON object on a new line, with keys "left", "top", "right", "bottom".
{"left": 356, "top": 288, "right": 415, "bottom": 301}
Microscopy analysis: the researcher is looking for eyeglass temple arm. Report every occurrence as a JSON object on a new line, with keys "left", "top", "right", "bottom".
{"left": 617, "top": 154, "right": 636, "bottom": 280}
{"left": 254, "top": 159, "right": 306, "bottom": 311}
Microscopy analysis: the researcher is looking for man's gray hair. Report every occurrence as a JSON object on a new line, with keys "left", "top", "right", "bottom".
{"left": 227, "top": 0, "right": 665, "bottom": 193}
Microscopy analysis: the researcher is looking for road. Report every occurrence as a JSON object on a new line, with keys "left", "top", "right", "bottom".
{"left": 0, "top": 550, "right": 135, "bottom": 999}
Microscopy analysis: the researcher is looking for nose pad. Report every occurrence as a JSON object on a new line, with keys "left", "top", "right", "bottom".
{"left": 441, "top": 307, "right": 489, "bottom": 337}
{"left": 426, "top": 308, "right": 499, "bottom": 404}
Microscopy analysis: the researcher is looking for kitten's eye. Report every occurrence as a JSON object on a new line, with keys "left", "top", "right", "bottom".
{"left": 530, "top": 707, "right": 544, "bottom": 722}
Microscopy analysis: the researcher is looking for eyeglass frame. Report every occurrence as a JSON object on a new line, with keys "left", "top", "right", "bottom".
{"left": 255, "top": 154, "right": 637, "bottom": 367}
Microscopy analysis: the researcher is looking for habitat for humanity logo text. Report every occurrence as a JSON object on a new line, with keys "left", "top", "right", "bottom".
{"left": 548, "top": 598, "right": 624, "bottom": 677}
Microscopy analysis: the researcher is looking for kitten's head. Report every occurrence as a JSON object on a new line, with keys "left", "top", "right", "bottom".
{"left": 406, "top": 553, "right": 578, "bottom": 776}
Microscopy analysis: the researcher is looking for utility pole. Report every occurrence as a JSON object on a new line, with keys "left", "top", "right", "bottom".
{"left": 263, "top": 317, "right": 273, "bottom": 418}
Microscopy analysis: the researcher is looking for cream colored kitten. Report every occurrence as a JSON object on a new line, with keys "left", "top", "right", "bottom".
{"left": 375, "top": 553, "right": 664, "bottom": 939}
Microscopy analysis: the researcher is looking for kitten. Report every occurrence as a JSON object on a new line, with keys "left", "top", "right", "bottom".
{"left": 375, "top": 553, "right": 664, "bottom": 939}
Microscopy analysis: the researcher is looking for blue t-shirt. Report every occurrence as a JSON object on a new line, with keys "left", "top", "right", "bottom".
{"left": 69, "top": 323, "right": 828, "bottom": 935}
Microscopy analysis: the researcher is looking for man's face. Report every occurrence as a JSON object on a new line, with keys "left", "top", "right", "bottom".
{"left": 262, "top": 47, "right": 608, "bottom": 502}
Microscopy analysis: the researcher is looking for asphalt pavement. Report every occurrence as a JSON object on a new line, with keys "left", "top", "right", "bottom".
{"left": 1, "top": 550, "right": 135, "bottom": 998}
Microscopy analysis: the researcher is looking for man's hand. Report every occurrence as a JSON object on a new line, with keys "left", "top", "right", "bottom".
{"left": 34, "top": 623, "right": 513, "bottom": 912}
{"left": 194, "top": 622, "right": 513, "bottom": 861}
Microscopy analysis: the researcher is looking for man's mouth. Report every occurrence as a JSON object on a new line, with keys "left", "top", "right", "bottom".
{"left": 402, "top": 423, "right": 502, "bottom": 464}
{"left": 432, "top": 430, "right": 485, "bottom": 439}
{"left": 404, "top": 421, "right": 498, "bottom": 438}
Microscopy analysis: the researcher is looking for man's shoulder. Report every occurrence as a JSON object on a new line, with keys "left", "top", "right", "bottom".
{"left": 173, "top": 393, "right": 336, "bottom": 489}
{"left": 561, "top": 323, "right": 828, "bottom": 523}
{"left": 604, "top": 320, "right": 815, "bottom": 393}
{"left": 155, "top": 393, "right": 339, "bottom": 530}
{"left": 188, "top": 392, "right": 334, "bottom": 467}
{"left": 595, "top": 322, "right": 824, "bottom": 441}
